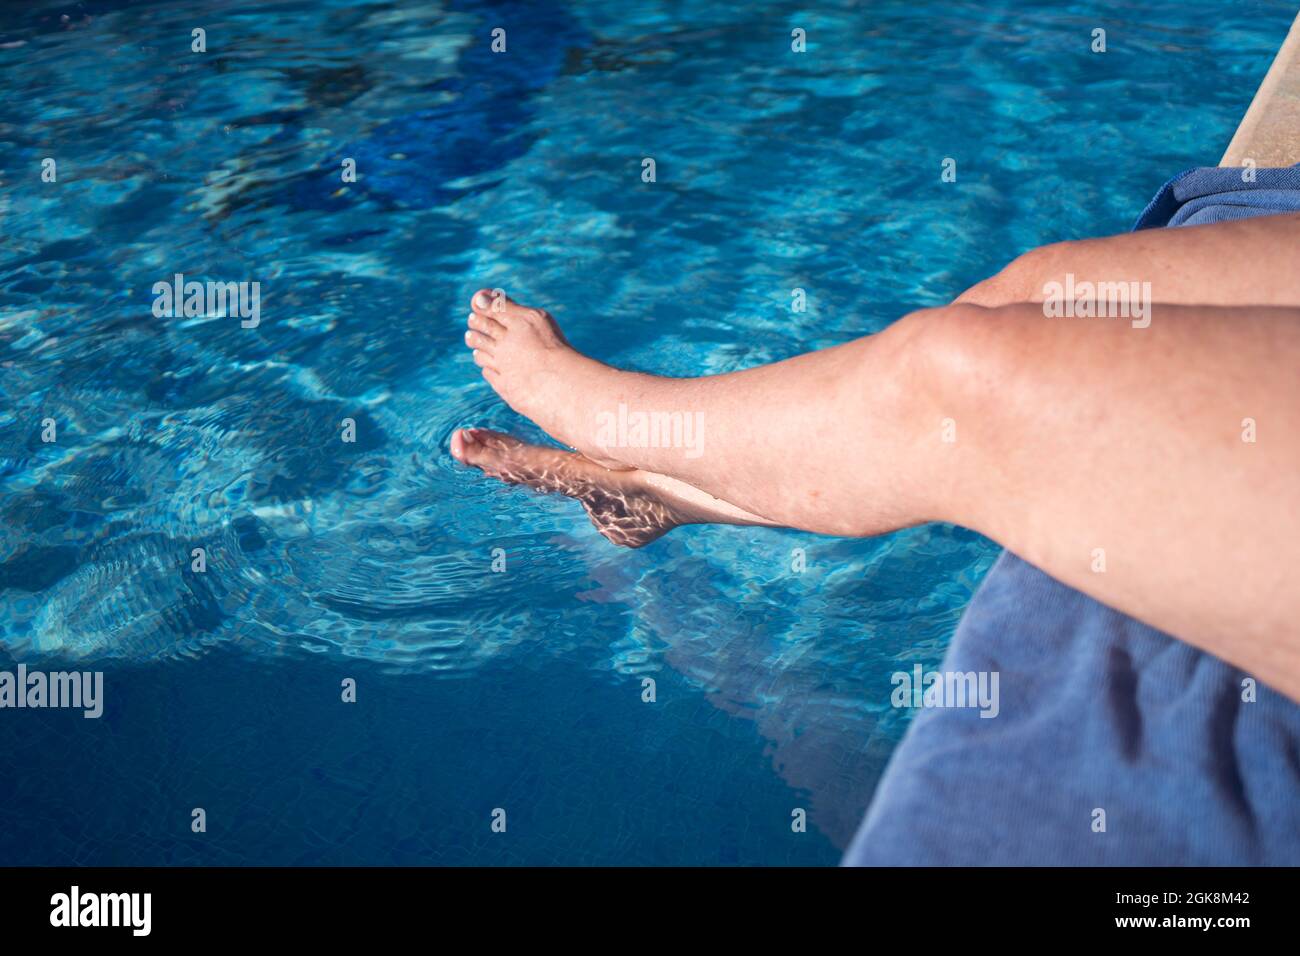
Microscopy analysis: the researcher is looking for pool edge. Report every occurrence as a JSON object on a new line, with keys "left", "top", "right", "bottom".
{"left": 1220, "top": 11, "right": 1300, "bottom": 167}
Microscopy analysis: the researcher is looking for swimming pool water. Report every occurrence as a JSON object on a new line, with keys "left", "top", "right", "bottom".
{"left": 0, "top": 0, "right": 1293, "bottom": 865}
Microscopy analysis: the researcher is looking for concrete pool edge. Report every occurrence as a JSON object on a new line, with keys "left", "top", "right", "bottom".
{"left": 1220, "top": 11, "right": 1300, "bottom": 167}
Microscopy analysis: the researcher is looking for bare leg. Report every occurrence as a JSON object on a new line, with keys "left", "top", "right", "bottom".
{"left": 459, "top": 215, "right": 1300, "bottom": 548}
{"left": 463, "top": 208, "right": 1300, "bottom": 530}
{"left": 957, "top": 211, "right": 1300, "bottom": 308}
{"left": 459, "top": 290, "right": 1300, "bottom": 701}
{"left": 464, "top": 290, "right": 950, "bottom": 535}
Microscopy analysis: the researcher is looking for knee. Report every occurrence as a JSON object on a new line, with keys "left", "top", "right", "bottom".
{"left": 892, "top": 301, "right": 1034, "bottom": 413}
{"left": 849, "top": 303, "right": 1018, "bottom": 530}
{"left": 885, "top": 303, "right": 1035, "bottom": 529}
{"left": 955, "top": 241, "right": 1069, "bottom": 307}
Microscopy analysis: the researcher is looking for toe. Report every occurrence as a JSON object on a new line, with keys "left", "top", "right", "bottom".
{"left": 450, "top": 428, "right": 474, "bottom": 463}
{"left": 464, "top": 329, "right": 493, "bottom": 350}
{"left": 471, "top": 288, "right": 533, "bottom": 321}
{"left": 471, "top": 428, "right": 521, "bottom": 454}
{"left": 468, "top": 312, "right": 506, "bottom": 338}
{"left": 471, "top": 348, "right": 496, "bottom": 371}
{"left": 452, "top": 428, "right": 498, "bottom": 469}
{"left": 471, "top": 288, "right": 502, "bottom": 314}
{"left": 451, "top": 427, "right": 532, "bottom": 477}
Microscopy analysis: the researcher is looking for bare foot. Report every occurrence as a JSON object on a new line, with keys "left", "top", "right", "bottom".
{"left": 463, "top": 289, "right": 628, "bottom": 468}
{"left": 450, "top": 427, "right": 686, "bottom": 547}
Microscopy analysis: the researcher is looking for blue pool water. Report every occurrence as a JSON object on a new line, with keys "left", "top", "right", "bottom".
{"left": 0, "top": 0, "right": 1293, "bottom": 865}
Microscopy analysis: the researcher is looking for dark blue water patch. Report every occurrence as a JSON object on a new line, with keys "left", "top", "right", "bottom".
{"left": 277, "top": 0, "right": 590, "bottom": 214}
{"left": 0, "top": 645, "right": 839, "bottom": 865}
{"left": 0, "top": 544, "right": 79, "bottom": 593}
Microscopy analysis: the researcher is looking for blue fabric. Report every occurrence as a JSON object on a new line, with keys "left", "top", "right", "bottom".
{"left": 1133, "top": 163, "right": 1300, "bottom": 228}
{"left": 844, "top": 170, "right": 1300, "bottom": 866}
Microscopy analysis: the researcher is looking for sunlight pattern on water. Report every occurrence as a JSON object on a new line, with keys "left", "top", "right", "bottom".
{"left": 0, "top": 0, "right": 1292, "bottom": 860}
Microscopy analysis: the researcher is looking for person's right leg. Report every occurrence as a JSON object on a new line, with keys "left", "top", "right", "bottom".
{"left": 956, "top": 211, "right": 1300, "bottom": 308}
